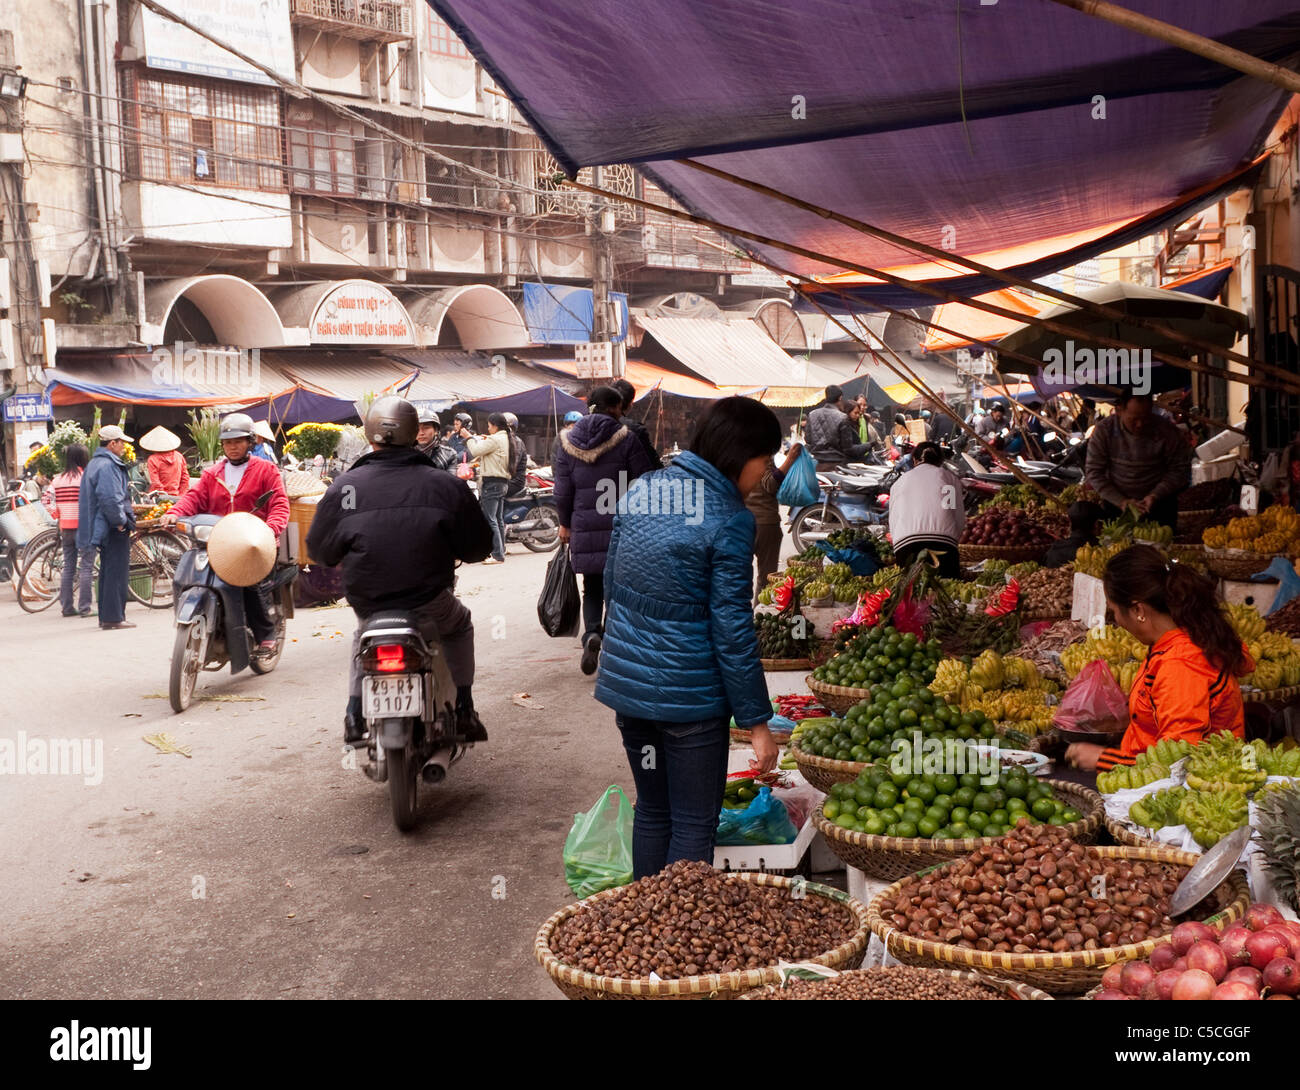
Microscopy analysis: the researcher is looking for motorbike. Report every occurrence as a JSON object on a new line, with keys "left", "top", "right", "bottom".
{"left": 788, "top": 462, "right": 898, "bottom": 551}
{"left": 503, "top": 486, "right": 561, "bottom": 551}
{"left": 168, "top": 499, "right": 299, "bottom": 713}
{"left": 355, "top": 610, "right": 467, "bottom": 831}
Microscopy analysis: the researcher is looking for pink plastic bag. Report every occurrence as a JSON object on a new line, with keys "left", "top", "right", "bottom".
{"left": 1054, "top": 659, "right": 1130, "bottom": 734}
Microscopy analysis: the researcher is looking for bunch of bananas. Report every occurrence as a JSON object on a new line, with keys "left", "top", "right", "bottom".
{"left": 1242, "top": 630, "right": 1300, "bottom": 690}
{"left": 1097, "top": 760, "right": 1173, "bottom": 794}
{"left": 1177, "top": 789, "right": 1251, "bottom": 849}
{"left": 931, "top": 659, "right": 969, "bottom": 700}
{"left": 1225, "top": 602, "right": 1266, "bottom": 643}
{"left": 1073, "top": 542, "right": 1126, "bottom": 577}
{"left": 1203, "top": 505, "right": 1300, "bottom": 553}
{"left": 1060, "top": 625, "right": 1146, "bottom": 689}
{"left": 968, "top": 649, "right": 1005, "bottom": 690}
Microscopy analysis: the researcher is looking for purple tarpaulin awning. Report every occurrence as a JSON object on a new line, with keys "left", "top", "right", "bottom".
{"left": 431, "top": 0, "right": 1300, "bottom": 305}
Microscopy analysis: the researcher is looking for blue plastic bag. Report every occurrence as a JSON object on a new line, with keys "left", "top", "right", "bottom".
{"left": 776, "top": 447, "right": 819, "bottom": 507}
{"left": 816, "top": 544, "right": 880, "bottom": 576}
{"left": 715, "top": 787, "right": 799, "bottom": 846}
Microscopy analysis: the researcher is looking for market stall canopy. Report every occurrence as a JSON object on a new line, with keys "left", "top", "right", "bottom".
{"left": 432, "top": 0, "right": 1298, "bottom": 306}
{"left": 636, "top": 314, "right": 838, "bottom": 388}
{"left": 533, "top": 357, "right": 733, "bottom": 400}
{"left": 996, "top": 281, "right": 1248, "bottom": 379}
{"left": 875, "top": 356, "right": 967, "bottom": 405}
{"left": 44, "top": 348, "right": 297, "bottom": 407}
{"left": 390, "top": 349, "right": 567, "bottom": 408}
{"left": 457, "top": 384, "right": 587, "bottom": 416}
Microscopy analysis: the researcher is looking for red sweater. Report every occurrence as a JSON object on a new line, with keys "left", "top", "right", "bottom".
{"left": 169, "top": 456, "right": 289, "bottom": 537}
{"left": 43, "top": 469, "right": 84, "bottom": 530}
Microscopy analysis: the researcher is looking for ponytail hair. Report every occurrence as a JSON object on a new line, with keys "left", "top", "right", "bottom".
{"left": 1103, "top": 545, "right": 1244, "bottom": 674}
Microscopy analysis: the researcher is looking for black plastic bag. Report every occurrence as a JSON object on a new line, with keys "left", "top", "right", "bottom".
{"left": 538, "top": 549, "right": 580, "bottom": 637}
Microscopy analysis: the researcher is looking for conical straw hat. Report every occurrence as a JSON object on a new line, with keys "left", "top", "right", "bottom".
{"left": 207, "top": 512, "right": 276, "bottom": 587}
{"left": 138, "top": 425, "right": 181, "bottom": 452}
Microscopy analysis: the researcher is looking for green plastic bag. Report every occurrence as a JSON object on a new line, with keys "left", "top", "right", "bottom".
{"left": 563, "top": 785, "right": 634, "bottom": 898}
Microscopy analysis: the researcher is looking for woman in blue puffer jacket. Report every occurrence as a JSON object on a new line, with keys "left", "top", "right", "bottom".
{"left": 595, "top": 397, "right": 782, "bottom": 878}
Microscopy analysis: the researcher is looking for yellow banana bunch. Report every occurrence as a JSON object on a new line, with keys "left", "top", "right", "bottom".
{"left": 969, "top": 649, "right": 1005, "bottom": 691}
{"left": 930, "top": 659, "right": 969, "bottom": 699}
{"left": 1115, "top": 660, "right": 1141, "bottom": 695}
{"left": 958, "top": 682, "right": 986, "bottom": 709}
{"left": 1224, "top": 603, "right": 1265, "bottom": 642}
{"left": 1000, "top": 656, "right": 1043, "bottom": 690}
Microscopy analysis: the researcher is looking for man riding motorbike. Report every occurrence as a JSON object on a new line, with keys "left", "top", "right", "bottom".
{"left": 306, "top": 397, "right": 494, "bottom": 747}
{"left": 160, "top": 413, "right": 290, "bottom": 654}
{"left": 415, "top": 406, "right": 457, "bottom": 471}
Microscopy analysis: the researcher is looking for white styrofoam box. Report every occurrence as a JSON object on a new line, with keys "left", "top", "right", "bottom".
{"left": 1195, "top": 429, "right": 1242, "bottom": 462}
{"left": 1219, "top": 578, "right": 1279, "bottom": 614}
{"left": 1191, "top": 453, "right": 1241, "bottom": 485}
{"left": 846, "top": 866, "right": 894, "bottom": 909}
{"left": 713, "top": 814, "right": 815, "bottom": 874}
{"left": 1072, "top": 571, "right": 1107, "bottom": 627}
{"left": 809, "top": 830, "right": 846, "bottom": 874}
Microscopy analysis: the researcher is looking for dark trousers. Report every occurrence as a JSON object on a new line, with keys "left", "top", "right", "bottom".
{"left": 60, "top": 528, "right": 94, "bottom": 613}
{"left": 348, "top": 589, "right": 475, "bottom": 698}
{"left": 582, "top": 571, "right": 604, "bottom": 643}
{"left": 896, "top": 538, "right": 961, "bottom": 578}
{"left": 616, "top": 714, "right": 730, "bottom": 879}
{"left": 480, "top": 477, "right": 508, "bottom": 561}
{"left": 244, "top": 579, "right": 276, "bottom": 643}
{"left": 753, "top": 522, "right": 782, "bottom": 604}
{"left": 97, "top": 527, "right": 130, "bottom": 625}
{"left": 1100, "top": 494, "right": 1178, "bottom": 531}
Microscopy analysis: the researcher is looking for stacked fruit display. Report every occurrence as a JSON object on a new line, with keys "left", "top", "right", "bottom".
{"left": 1093, "top": 906, "right": 1300, "bottom": 1000}
{"left": 1059, "top": 624, "right": 1146, "bottom": 692}
{"left": 1184, "top": 731, "right": 1300, "bottom": 790}
{"left": 822, "top": 762, "right": 1079, "bottom": 839}
{"left": 811, "top": 625, "right": 942, "bottom": 689}
{"left": 960, "top": 507, "right": 1057, "bottom": 547}
{"left": 930, "top": 650, "right": 1057, "bottom": 737}
{"left": 1016, "top": 566, "right": 1073, "bottom": 615}
{"left": 1202, "top": 504, "right": 1300, "bottom": 554}
{"left": 1072, "top": 542, "right": 1126, "bottom": 577}
{"left": 797, "top": 681, "right": 999, "bottom": 764}
{"left": 1095, "top": 738, "right": 1194, "bottom": 794}
{"left": 1127, "top": 786, "right": 1250, "bottom": 850}
{"left": 1242, "top": 631, "right": 1300, "bottom": 691}
{"left": 754, "top": 612, "right": 817, "bottom": 659}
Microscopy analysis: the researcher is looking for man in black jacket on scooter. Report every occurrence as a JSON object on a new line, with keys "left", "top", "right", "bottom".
{"left": 308, "top": 397, "right": 494, "bottom": 747}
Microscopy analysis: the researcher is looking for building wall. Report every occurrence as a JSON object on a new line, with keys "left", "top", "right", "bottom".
{"left": 122, "top": 181, "right": 292, "bottom": 247}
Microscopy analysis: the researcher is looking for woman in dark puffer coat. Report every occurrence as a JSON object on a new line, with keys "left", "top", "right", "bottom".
{"left": 553, "top": 385, "right": 655, "bottom": 674}
{"left": 595, "top": 397, "right": 782, "bottom": 878}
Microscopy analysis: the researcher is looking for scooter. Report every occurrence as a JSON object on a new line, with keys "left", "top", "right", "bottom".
{"left": 788, "top": 464, "right": 899, "bottom": 552}
{"left": 355, "top": 611, "right": 467, "bottom": 831}
{"left": 168, "top": 500, "right": 299, "bottom": 713}
{"left": 503, "top": 486, "right": 561, "bottom": 552}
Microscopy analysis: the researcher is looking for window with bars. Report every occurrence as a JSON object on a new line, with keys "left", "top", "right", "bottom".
{"left": 286, "top": 102, "right": 410, "bottom": 200}
{"left": 426, "top": 10, "right": 471, "bottom": 58}
{"left": 120, "top": 68, "right": 285, "bottom": 191}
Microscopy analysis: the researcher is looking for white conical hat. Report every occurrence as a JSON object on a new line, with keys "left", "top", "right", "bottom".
{"left": 139, "top": 426, "right": 181, "bottom": 452}
{"left": 207, "top": 512, "right": 276, "bottom": 587}
{"left": 253, "top": 420, "right": 276, "bottom": 443}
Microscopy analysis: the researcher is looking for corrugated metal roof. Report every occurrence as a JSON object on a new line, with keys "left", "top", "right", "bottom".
{"left": 259, "top": 351, "right": 417, "bottom": 402}
{"left": 637, "top": 316, "right": 809, "bottom": 387}
{"left": 389, "top": 349, "right": 557, "bottom": 402}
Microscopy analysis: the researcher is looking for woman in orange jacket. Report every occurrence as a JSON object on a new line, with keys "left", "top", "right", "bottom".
{"left": 1066, "top": 545, "right": 1252, "bottom": 773}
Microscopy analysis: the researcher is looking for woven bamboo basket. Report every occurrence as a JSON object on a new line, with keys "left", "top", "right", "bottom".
{"left": 1103, "top": 815, "right": 1163, "bottom": 848}
{"left": 1241, "top": 683, "right": 1300, "bottom": 704}
{"left": 1203, "top": 554, "right": 1276, "bottom": 581}
{"left": 805, "top": 674, "right": 873, "bottom": 715}
{"left": 811, "top": 780, "right": 1104, "bottom": 882}
{"left": 760, "top": 657, "right": 814, "bottom": 672}
{"left": 738, "top": 966, "right": 1054, "bottom": 1000}
{"left": 790, "top": 736, "right": 866, "bottom": 792}
{"left": 958, "top": 543, "right": 1051, "bottom": 564}
{"left": 866, "top": 846, "right": 1250, "bottom": 995}
{"left": 534, "top": 873, "right": 871, "bottom": 1000}
{"left": 729, "top": 725, "right": 794, "bottom": 745}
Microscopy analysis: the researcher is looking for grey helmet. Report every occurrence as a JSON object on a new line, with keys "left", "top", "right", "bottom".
{"left": 219, "top": 412, "right": 255, "bottom": 440}
{"left": 365, "top": 396, "right": 418, "bottom": 447}
{"left": 453, "top": 412, "right": 473, "bottom": 428}
{"left": 416, "top": 405, "right": 440, "bottom": 428}
{"left": 502, "top": 412, "right": 519, "bottom": 429}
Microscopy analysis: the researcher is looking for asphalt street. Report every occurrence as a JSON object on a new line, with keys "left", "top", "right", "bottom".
{"left": 0, "top": 536, "right": 797, "bottom": 1000}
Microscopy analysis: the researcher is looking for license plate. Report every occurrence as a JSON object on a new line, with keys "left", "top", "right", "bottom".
{"left": 362, "top": 674, "right": 423, "bottom": 718}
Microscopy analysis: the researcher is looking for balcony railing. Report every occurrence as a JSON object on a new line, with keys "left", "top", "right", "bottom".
{"left": 289, "top": 0, "right": 413, "bottom": 43}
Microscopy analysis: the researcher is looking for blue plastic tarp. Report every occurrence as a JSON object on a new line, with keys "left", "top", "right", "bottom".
{"left": 457, "top": 384, "right": 587, "bottom": 416}
{"left": 522, "top": 283, "right": 628, "bottom": 344}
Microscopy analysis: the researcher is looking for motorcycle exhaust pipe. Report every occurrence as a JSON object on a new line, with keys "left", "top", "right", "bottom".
{"left": 421, "top": 748, "right": 452, "bottom": 784}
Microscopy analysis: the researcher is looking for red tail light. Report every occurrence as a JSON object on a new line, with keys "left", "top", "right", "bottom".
{"left": 375, "top": 645, "right": 407, "bottom": 672}
{"left": 879, "top": 493, "right": 889, "bottom": 505}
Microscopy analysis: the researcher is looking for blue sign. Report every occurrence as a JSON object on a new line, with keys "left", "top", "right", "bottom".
{"left": 3, "top": 394, "right": 53, "bottom": 423}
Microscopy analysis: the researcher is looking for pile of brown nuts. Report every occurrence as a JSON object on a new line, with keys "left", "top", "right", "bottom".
{"left": 750, "top": 965, "right": 1007, "bottom": 1000}
{"left": 885, "top": 828, "right": 1186, "bottom": 954}
{"left": 551, "top": 860, "right": 856, "bottom": 979}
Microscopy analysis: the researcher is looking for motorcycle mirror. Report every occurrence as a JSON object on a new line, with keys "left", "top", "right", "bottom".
{"left": 1044, "top": 431, "right": 1057, "bottom": 443}
{"left": 1069, "top": 436, "right": 1082, "bottom": 446}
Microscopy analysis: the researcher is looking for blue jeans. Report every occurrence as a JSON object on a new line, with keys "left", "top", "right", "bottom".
{"left": 60, "top": 528, "right": 94, "bottom": 613}
{"left": 617, "top": 714, "right": 729, "bottom": 879}
{"left": 480, "top": 477, "right": 507, "bottom": 561}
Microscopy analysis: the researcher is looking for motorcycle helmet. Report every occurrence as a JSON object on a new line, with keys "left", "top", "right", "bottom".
{"left": 365, "top": 396, "right": 418, "bottom": 447}
{"left": 502, "top": 412, "right": 519, "bottom": 429}
{"left": 219, "top": 412, "right": 255, "bottom": 440}
{"left": 563, "top": 410, "right": 582, "bottom": 424}
{"left": 454, "top": 412, "right": 473, "bottom": 427}
{"left": 416, "top": 406, "right": 440, "bottom": 428}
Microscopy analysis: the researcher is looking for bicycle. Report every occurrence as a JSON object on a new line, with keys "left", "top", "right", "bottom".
{"left": 16, "top": 524, "right": 188, "bottom": 614}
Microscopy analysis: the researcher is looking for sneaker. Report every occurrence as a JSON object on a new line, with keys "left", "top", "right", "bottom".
{"left": 99, "top": 621, "right": 137, "bottom": 630}
{"left": 580, "top": 634, "right": 602, "bottom": 676}
{"left": 482, "top": 557, "right": 503, "bottom": 565}
{"left": 78, "top": 607, "right": 92, "bottom": 617}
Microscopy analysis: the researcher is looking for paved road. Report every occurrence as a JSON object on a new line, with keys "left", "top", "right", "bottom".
{"left": 0, "top": 544, "right": 641, "bottom": 1000}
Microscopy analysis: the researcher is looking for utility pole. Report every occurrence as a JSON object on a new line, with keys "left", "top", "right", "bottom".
{"left": 588, "top": 164, "right": 623, "bottom": 379}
